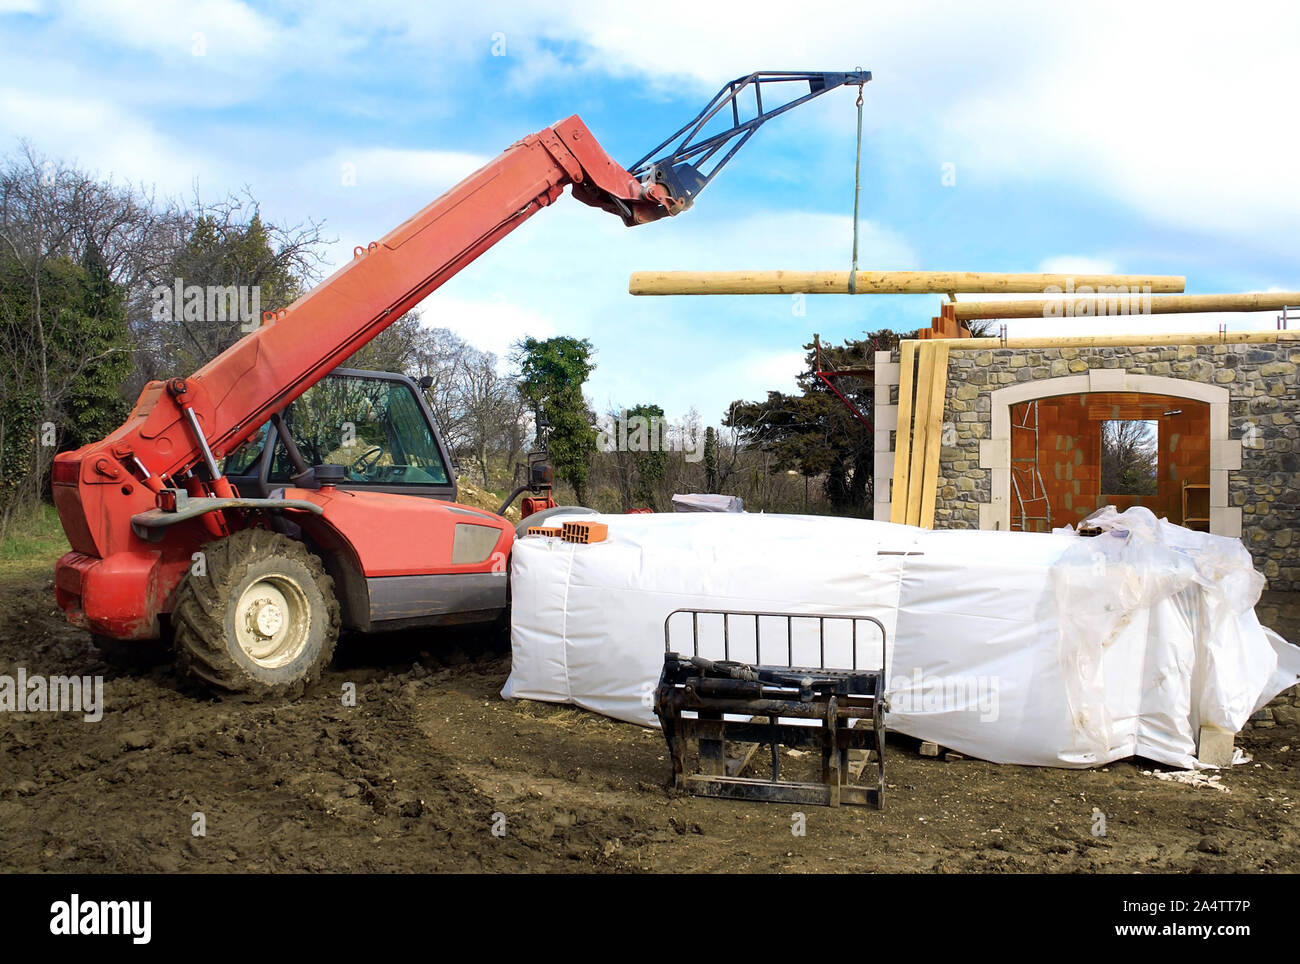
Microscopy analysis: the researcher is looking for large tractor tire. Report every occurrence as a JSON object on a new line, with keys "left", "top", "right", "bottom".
{"left": 172, "top": 528, "right": 340, "bottom": 700}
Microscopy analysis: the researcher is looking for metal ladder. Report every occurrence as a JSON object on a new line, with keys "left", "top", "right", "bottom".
{"left": 1010, "top": 400, "right": 1052, "bottom": 532}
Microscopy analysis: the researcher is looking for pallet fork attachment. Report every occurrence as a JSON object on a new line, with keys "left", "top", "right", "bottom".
{"left": 654, "top": 609, "right": 887, "bottom": 808}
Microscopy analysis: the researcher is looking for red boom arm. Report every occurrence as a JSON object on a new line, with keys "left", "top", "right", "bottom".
{"left": 50, "top": 71, "right": 870, "bottom": 639}
{"left": 52, "top": 116, "right": 679, "bottom": 564}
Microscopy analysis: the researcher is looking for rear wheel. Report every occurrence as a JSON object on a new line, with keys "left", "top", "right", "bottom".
{"left": 172, "top": 528, "right": 340, "bottom": 700}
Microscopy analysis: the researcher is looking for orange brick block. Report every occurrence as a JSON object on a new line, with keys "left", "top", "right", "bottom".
{"left": 525, "top": 526, "right": 563, "bottom": 538}
{"left": 560, "top": 521, "right": 609, "bottom": 544}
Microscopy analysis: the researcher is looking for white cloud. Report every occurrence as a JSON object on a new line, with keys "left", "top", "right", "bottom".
{"left": 0, "top": 87, "right": 222, "bottom": 192}
{"left": 5, "top": 1, "right": 1295, "bottom": 423}
{"left": 424, "top": 293, "right": 555, "bottom": 362}
{"left": 1038, "top": 256, "right": 1120, "bottom": 276}
{"left": 379, "top": 201, "right": 916, "bottom": 420}
{"left": 331, "top": 1, "right": 1300, "bottom": 250}
{"left": 289, "top": 147, "right": 490, "bottom": 216}
{"left": 711, "top": 348, "right": 808, "bottom": 399}
{"left": 15, "top": 1, "right": 1299, "bottom": 249}
{"left": 63, "top": 0, "right": 278, "bottom": 64}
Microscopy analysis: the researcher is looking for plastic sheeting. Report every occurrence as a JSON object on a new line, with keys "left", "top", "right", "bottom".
{"left": 670, "top": 493, "right": 745, "bottom": 512}
{"left": 502, "top": 508, "right": 1300, "bottom": 769}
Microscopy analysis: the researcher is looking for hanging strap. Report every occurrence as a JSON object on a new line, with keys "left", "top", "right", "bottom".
{"left": 848, "top": 81, "right": 866, "bottom": 295}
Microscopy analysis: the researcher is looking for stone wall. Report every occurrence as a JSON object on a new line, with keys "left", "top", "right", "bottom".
{"left": 875, "top": 337, "right": 1300, "bottom": 590}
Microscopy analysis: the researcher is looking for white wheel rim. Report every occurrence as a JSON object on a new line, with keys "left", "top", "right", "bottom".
{"left": 234, "top": 575, "right": 311, "bottom": 669}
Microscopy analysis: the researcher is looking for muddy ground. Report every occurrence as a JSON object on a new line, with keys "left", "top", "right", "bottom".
{"left": 1, "top": 568, "right": 1298, "bottom": 874}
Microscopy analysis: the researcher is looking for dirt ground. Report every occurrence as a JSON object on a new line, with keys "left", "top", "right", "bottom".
{"left": 1, "top": 568, "right": 1298, "bottom": 874}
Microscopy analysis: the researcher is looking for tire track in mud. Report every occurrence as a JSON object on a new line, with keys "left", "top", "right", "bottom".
{"left": 3, "top": 571, "right": 1298, "bottom": 873}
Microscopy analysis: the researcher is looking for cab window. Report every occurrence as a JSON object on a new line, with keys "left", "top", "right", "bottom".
{"left": 222, "top": 423, "right": 270, "bottom": 477}
{"left": 269, "top": 374, "right": 450, "bottom": 486}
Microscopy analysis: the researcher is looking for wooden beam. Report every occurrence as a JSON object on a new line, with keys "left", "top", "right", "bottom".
{"left": 905, "top": 343, "right": 937, "bottom": 527}
{"left": 954, "top": 292, "right": 1300, "bottom": 321}
{"left": 629, "top": 270, "right": 1186, "bottom": 296}
{"left": 919, "top": 342, "right": 950, "bottom": 529}
{"left": 889, "top": 341, "right": 917, "bottom": 525}
{"left": 946, "top": 330, "right": 1292, "bottom": 349}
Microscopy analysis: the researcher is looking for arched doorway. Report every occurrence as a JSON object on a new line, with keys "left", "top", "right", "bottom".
{"left": 980, "top": 372, "right": 1239, "bottom": 536}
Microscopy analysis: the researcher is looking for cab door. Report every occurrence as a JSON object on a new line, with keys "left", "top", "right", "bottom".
{"left": 223, "top": 368, "right": 458, "bottom": 503}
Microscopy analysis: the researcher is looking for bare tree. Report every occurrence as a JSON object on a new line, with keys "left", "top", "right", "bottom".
{"left": 133, "top": 187, "right": 330, "bottom": 386}
{"left": 1101, "top": 419, "right": 1158, "bottom": 495}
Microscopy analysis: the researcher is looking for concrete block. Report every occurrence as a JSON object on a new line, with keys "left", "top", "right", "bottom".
{"left": 979, "top": 437, "right": 1010, "bottom": 469}
{"left": 1197, "top": 725, "right": 1235, "bottom": 768}
{"left": 1210, "top": 506, "right": 1242, "bottom": 538}
{"left": 874, "top": 451, "right": 894, "bottom": 486}
{"left": 1210, "top": 402, "right": 1228, "bottom": 442}
{"left": 876, "top": 404, "right": 898, "bottom": 434}
{"left": 1210, "top": 469, "right": 1228, "bottom": 508}
{"left": 1211, "top": 439, "right": 1242, "bottom": 470}
{"left": 1088, "top": 368, "right": 1127, "bottom": 392}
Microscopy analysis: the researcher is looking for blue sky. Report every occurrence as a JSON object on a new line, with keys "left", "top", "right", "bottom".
{"left": 2, "top": 0, "right": 1297, "bottom": 425}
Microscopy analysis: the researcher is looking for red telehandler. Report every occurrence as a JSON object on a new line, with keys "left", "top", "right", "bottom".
{"left": 51, "top": 71, "right": 870, "bottom": 698}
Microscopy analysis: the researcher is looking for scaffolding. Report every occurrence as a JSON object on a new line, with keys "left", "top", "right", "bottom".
{"left": 1010, "top": 400, "right": 1052, "bottom": 533}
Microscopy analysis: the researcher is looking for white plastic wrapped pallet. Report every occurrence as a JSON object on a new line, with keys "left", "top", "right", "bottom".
{"left": 502, "top": 507, "right": 1300, "bottom": 769}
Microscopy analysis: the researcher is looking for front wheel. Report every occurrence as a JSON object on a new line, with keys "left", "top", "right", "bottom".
{"left": 172, "top": 529, "right": 340, "bottom": 700}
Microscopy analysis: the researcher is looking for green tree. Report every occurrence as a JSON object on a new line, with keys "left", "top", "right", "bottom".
{"left": 726, "top": 330, "right": 907, "bottom": 514}
{"left": 156, "top": 208, "right": 308, "bottom": 373}
{"left": 59, "top": 243, "right": 131, "bottom": 449}
{"left": 703, "top": 425, "right": 717, "bottom": 493}
{"left": 618, "top": 402, "right": 668, "bottom": 511}
{"left": 1101, "top": 419, "right": 1158, "bottom": 495}
{"left": 514, "top": 335, "right": 596, "bottom": 504}
{"left": 0, "top": 250, "right": 130, "bottom": 531}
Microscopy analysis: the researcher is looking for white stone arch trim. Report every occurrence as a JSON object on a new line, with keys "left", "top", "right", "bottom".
{"left": 978, "top": 371, "right": 1240, "bottom": 536}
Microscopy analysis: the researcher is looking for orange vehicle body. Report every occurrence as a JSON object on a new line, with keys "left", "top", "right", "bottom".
{"left": 51, "top": 115, "right": 682, "bottom": 639}
{"left": 49, "top": 71, "right": 870, "bottom": 643}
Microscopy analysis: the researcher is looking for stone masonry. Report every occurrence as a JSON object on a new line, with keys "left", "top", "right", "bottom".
{"left": 874, "top": 337, "right": 1300, "bottom": 591}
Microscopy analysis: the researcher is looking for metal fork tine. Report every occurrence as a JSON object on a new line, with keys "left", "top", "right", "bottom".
{"left": 657, "top": 607, "right": 887, "bottom": 810}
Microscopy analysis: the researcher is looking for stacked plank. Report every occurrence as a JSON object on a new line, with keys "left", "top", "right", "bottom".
{"left": 889, "top": 341, "right": 950, "bottom": 529}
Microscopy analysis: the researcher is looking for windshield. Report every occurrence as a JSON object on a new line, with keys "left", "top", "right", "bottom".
{"left": 267, "top": 374, "right": 450, "bottom": 486}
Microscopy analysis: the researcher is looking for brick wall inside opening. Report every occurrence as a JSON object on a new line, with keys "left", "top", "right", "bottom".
{"left": 1011, "top": 393, "right": 1210, "bottom": 531}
